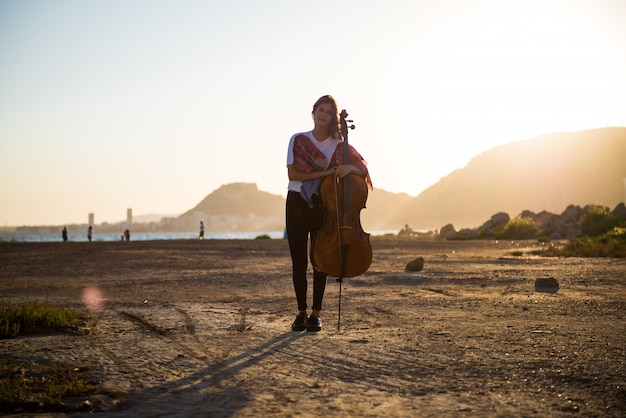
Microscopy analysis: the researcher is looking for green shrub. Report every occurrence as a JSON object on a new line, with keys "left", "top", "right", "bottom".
{"left": 597, "top": 226, "right": 626, "bottom": 243}
{"left": 535, "top": 230, "right": 552, "bottom": 242}
{"left": 0, "top": 300, "right": 79, "bottom": 338}
{"left": 254, "top": 234, "right": 271, "bottom": 240}
{"left": 495, "top": 216, "right": 538, "bottom": 240}
{"left": 537, "top": 231, "right": 626, "bottom": 258}
{"left": 579, "top": 205, "right": 619, "bottom": 237}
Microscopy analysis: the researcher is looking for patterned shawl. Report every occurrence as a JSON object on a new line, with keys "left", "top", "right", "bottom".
{"left": 293, "top": 134, "right": 372, "bottom": 207}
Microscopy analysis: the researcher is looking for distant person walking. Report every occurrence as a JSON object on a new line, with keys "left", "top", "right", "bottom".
{"left": 87, "top": 226, "right": 93, "bottom": 242}
{"left": 199, "top": 221, "right": 205, "bottom": 240}
{"left": 124, "top": 229, "right": 130, "bottom": 241}
{"left": 62, "top": 227, "right": 68, "bottom": 242}
{"left": 286, "top": 95, "right": 371, "bottom": 332}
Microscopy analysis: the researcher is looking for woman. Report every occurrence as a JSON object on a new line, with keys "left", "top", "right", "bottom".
{"left": 285, "top": 95, "right": 371, "bottom": 332}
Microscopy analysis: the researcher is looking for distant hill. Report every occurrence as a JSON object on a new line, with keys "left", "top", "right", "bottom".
{"left": 406, "top": 127, "right": 626, "bottom": 229}
{"left": 361, "top": 188, "right": 414, "bottom": 231}
{"left": 177, "top": 183, "right": 285, "bottom": 231}
{"left": 181, "top": 183, "right": 284, "bottom": 218}
{"left": 177, "top": 128, "right": 625, "bottom": 232}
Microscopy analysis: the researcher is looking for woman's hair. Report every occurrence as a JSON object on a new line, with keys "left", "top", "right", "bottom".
{"left": 312, "top": 95, "right": 341, "bottom": 139}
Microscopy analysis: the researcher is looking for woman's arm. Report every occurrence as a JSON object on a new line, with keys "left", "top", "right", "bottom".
{"left": 287, "top": 165, "right": 334, "bottom": 181}
{"left": 288, "top": 164, "right": 364, "bottom": 181}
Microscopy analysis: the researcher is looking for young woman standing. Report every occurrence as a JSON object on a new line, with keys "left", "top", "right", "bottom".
{"left": 285, "top": 95, "right": 371, "bottom": 332}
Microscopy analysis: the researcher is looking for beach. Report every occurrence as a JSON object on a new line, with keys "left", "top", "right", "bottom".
{"left": 1, "top": 237, "right": 625, "bottom": 417}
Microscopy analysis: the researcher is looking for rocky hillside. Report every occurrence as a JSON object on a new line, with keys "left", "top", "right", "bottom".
{"left": 407, "top": 127, "right": 626, "bottom": 229}
{"left": 176, "top": 128, "right": 625, "bottom": 232}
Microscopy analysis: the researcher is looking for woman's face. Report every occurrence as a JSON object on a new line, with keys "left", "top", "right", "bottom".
{"left": 313, "top": 102, "right": 335, "bottom": 130}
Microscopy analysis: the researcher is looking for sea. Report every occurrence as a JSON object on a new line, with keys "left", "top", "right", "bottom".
{"left": 1, "top": 230, "right": 398, "bottom": 243}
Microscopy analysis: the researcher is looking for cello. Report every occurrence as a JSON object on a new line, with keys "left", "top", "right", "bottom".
{"left": 310, "top": 109, "right": 372, "bottom": 329}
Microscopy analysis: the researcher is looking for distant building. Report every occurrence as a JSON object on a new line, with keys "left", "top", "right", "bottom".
{"left": 127, "top": 208, "right": 133, "bottom": 225}
{"left": 88, "top": 213, "right": 94, "bottom": 226}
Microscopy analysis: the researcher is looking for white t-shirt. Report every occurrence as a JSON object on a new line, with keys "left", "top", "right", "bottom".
{"left": 286, "top": 131, "right": 341, "bottom": 193}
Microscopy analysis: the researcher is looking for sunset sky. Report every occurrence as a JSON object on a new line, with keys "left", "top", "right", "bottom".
{"left": 1, "top": 0, "right": 625, "bottom": 226}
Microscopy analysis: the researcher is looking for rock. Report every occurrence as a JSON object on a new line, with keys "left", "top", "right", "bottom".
{"left": 455, "top": 228, "right": 479, "bottom": 240}
{"left": 612, "top": 202, "right": 626, "bottom": 221}
{"left": 561, "top": 205, "right": 584, "bottom": 224}
{"left": 535, "top": 277, "right": 559, "bottom": 293}
{"left": 440, "top": 224, "right": 481, "bottom": 240}
{"left": 522, "top": 210, "right": 560, "bottom": 229}
{"left": 439, "top": 224, "right": 456, "bottom": 239}
{"left": 490, "top": 212, "right": 511, "bottom": 226}
{"left": 477, "top": 220, "right": 495, "bottom": 236}
{"left": 406, "top": 257, "right": 424, "bottom": 271}
{"left": 477, "top": 212, "right": 510, "bottom": 236}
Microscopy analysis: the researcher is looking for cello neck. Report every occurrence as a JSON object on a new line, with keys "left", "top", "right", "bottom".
{"left": 339, "top": 109, "right": 353, "bottom": 215}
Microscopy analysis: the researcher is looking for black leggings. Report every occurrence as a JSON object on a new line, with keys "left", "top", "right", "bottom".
{"left": 286, "top": 191, "right": 327, "bottom": 311}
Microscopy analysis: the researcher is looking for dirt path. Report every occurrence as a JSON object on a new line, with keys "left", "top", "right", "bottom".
{"left": 1, "top": 238, "right": 625, "bottom": 417}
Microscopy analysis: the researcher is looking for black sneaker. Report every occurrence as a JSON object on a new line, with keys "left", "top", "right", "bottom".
{"left": 291, "top": 313, "right": 308, "bottom": 331}
{"left": 306, "top": 315, "right": 321, "bottom": 332}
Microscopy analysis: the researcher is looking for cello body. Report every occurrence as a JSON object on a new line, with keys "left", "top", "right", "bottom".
{"left": 310, "top": 172, "right": 372, "bottom": 278}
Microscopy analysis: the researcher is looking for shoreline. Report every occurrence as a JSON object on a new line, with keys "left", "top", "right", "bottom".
{"left": 0, "top": 229, "right": 402, "bottom": 243}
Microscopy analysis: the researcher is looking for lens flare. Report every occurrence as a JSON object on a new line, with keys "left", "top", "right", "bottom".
{"left": 82, "top": 286, "right": 104, "bottom": 311}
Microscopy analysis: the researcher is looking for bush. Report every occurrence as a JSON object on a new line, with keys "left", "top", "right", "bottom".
{"left": 0, "top": 300, "right": 79, "bottom": 338}
{"left": 579, "top": 205, "right": 619, "bottom": 237}
{"left": 537, "top": 228, "right": 626, "bottom": 258}
{"left": 563, "top": 237, "right": 625, "bottom": 257}
{"left": 495, "top": 216, "right": 538, "bottom": 240}
{"left": 597, "top": 226, "right": 626, "bottom": 243}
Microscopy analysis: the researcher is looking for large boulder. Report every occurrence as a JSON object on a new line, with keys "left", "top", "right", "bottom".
{"left": 521, "top": 210, "right": 560, "bottom": 229}
{"left": 439, "top": 224, "right": 456, "bottom": 239}
{"left": 490, "top": 212, "right": 511, "bottom": 226}
{"left": 477, "top": 212, "right": 510, "bottom": 236}
{"left": 560, "top": 205, "right": 584, "bottom": 224}
{"left": 454, "top": 228, "right": 479, "bottom": 240}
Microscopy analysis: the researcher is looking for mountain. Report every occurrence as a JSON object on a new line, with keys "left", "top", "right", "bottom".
{"left": 177, "top": 128, "right": 625, "bottom": 233}
{"left": 407, "top": 127, "right": 626, "bottom": 229}
{"left": 361, "top": 188, "right": 415, "bottom": 231}
{"left": 177, "top": 183, "right": 285, "bottom": 231}
{"left": 174, "top": 182, "right": 413, "bottom": 233}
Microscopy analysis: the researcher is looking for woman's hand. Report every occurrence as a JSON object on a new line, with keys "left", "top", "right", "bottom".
{"left": 334, "top": 164, "right": 362, "bottom": 178}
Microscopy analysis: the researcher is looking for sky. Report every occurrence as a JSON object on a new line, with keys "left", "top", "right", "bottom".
{"left": 1, "top": 0, "right": 625, "bottom": 226}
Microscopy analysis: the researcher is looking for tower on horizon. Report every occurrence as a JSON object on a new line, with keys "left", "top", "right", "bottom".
{"left": 127, "top": 208, "right": 132, "bottom": 225}
{"left": 88, "top": 213, "right": 94, "bottom": 226}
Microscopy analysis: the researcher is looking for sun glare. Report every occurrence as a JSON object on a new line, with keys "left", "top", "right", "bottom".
{"left": 422, "top": 3, "right": 619, "bottom": 147}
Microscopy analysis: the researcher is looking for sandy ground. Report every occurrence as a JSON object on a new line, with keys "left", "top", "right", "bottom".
{"left": 0, "top": 237, "right": 625, "bottom": 417}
